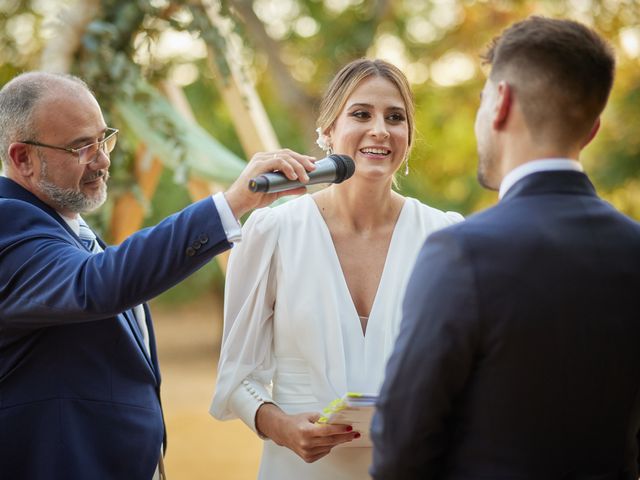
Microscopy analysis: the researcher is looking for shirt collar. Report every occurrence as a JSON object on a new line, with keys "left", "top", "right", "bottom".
{"left": 499, "top": 158, "right": 583, "bottom": 200}
{"left": 57, "top": 212, "right": 81, "bottom": 236}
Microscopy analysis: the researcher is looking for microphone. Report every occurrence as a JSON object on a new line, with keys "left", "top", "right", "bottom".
{"left": 248, "top": 154, "right": 355, "bottom": 193}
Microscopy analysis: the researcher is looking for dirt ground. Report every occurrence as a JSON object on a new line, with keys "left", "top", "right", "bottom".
{"left": 152, "top": 294, "right": 262, "bottom": 479}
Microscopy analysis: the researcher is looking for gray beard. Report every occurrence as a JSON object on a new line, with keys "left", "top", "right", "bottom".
{"left": 37, "top": 158, "right": 107, "bottom": 214}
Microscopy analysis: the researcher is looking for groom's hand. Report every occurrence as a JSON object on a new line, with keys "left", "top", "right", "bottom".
{"left": 224, "top": 149, "right": 317, "bottom": 219}
{"left": 255, "top": 403, "right": 358, "bottom": 463}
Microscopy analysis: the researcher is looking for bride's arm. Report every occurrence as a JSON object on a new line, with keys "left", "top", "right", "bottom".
{"left": 210, "top": 208, "right": 279, "bottom": 424}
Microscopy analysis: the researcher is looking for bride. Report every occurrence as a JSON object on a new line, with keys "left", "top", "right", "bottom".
{"left": 210, "top": 58, "right": 463, "bottom": 479}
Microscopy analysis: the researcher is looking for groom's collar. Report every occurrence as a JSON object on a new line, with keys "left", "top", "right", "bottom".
{"left": 499, "top": 158, "right": 583, "bottom": 199}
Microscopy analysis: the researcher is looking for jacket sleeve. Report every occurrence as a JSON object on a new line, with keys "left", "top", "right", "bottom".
{"left": 0, "top": 197, "right": 230, "bottom": 327}
{"left": 209, "top": 207, "right": 279, "bottom": 435}
{"left": 370, "top": 229, "right": 480, "bottom": 479}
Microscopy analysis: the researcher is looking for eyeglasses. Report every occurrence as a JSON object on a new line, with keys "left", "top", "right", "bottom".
{"left": 20, "top": 128, "right": 119, "bottom": 165}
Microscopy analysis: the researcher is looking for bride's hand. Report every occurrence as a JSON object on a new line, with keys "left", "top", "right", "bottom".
{"left": 255, "top": 403, "right": 359, "bottom": 463}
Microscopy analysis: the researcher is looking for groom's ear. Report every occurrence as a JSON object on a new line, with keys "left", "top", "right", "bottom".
{"left": 493, "top": 81, "right": 512, "bottom": 130}
{"left": 580, "top": 118, "right": 601, "bottom": 149}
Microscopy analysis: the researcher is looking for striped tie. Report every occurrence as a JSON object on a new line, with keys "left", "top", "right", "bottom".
{"left": 77, "top": 218, "right": 101, "bottom": 253}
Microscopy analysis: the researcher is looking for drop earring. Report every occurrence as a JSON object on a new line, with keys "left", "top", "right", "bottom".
{"left": 403, "top": 157, "right": 409, "bottom": 176}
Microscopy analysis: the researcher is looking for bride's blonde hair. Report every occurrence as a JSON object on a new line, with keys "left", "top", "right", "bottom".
{"left": 316, "top": 58, "right": 415, "bottom": 151}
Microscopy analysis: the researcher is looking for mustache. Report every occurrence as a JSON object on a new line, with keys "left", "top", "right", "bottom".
{"left": 83, "top": 170, "right": 108, "bottom": 183}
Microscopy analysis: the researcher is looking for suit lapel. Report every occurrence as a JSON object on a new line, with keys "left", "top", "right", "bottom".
{"left": 120, "top": 308, "right": 157, "bottom": 378}
{"left": 88, "top": 223, "right": 155, "bottom": 375}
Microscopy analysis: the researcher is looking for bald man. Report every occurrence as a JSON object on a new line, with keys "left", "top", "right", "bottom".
{"left": 0, "top": 71, "right": 315, "bottom": 479}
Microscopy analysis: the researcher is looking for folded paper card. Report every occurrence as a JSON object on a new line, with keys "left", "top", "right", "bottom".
{"left": 317, "top": 392, "right": 377, "bottom": 448}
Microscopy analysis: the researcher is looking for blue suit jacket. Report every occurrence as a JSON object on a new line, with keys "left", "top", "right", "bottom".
{"left": 371, "top": 171, "right": 640, "bottom": 479}
{"left": 0, "top": 177, "right": 231, "bottom": 479}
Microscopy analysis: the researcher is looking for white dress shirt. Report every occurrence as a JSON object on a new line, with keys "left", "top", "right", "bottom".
{"left": 212, "top": 192, "right": 242, "bottom": 243}
{"left": 499, "top": 158, "right": 583, "bottom": 199}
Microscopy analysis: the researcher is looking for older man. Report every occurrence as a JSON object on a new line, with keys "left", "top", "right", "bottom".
{"left": 0, "top": 71, "right": 315, "bottom": 479}
{"left": 372, "top": 17, "right": 640, "bottom": 479}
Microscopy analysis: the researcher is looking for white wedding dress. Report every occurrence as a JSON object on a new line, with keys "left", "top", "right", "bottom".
{"left": 210, "top": 194, "right": 462, "bottom": 479}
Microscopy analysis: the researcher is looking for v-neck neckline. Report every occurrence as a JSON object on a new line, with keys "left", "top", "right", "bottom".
{"left": 307, "top": 195, "right": 409, "bottom": 338}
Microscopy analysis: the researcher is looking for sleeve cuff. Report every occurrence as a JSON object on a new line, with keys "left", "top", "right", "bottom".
{"left": 228, "top": 379, "right": 275, "bottom": 437}
{"left": 212, "top": 192, "right": 242, "bottom": 243}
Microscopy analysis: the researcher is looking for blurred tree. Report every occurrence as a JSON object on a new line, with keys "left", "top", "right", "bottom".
{"left": 1, "top": 0, "right": 638, "bottom": 301}
{"left": 221, "top": 0, "right": 639, "bottom": 216}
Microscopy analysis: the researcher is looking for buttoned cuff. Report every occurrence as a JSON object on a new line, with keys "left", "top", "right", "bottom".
{"left": 228, "top": 379, "right": 275, "bottom": 438}
{"left": 212, "top": 192, "right": 242, "bottom": 243}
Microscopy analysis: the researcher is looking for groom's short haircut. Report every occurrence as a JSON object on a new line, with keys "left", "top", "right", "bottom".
{"left": 482, "top": 16, "right": 615, "bottom": 146}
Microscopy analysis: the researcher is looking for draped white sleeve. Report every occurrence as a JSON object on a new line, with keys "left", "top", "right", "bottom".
{"left": 209, "top": 207, "right": 279, "bottom": 432}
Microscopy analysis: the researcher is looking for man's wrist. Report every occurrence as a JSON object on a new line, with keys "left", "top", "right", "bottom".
{"left": 223, "top": 186, "right": 253, "bottom": 220}
{"left": 212, "top": 192, "right": 242, "bottom": 243}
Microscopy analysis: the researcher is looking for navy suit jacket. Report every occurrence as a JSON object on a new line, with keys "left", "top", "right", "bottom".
{"left": 371, "top": 171, "right": 640, "bottom": 480}
{"left": 0, "top": 176, "right": 231, "bottom": 479}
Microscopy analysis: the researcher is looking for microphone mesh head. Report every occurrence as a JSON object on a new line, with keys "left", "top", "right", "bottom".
{"left": 329, "top": 154, "right": 355, "bottom": 183}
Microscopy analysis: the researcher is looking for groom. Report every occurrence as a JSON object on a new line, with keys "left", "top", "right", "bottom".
{"left": 371, "top": 16, "right": 640, "bottom": 479}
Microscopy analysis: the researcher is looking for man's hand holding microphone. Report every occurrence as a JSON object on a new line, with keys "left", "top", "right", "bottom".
{"left": 224, "top": 150, "right": 355, "bottom": 219}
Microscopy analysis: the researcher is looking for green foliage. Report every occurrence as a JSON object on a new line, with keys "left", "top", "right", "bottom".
{"left": 183, "top": 64, "right": 245, "bottom": 158}
{"left": 142, "top": 168, "right": 225, "bottom": 306}
{"left": 2, "top": 0, "right": 639, "bottom": 303}
{"left": 59, "top": 0, "right": 241, "bottom": 232}
{"left": 248, "top": 0, "right": 639, "bottom": 218}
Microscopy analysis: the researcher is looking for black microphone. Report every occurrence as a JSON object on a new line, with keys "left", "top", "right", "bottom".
{"left": 248, "top": 154, "right": 355, "bottom": 193}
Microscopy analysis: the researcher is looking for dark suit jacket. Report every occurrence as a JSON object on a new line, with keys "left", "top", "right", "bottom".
{"left": 0, "top": 176, "right": 231, "bottom": 479}
{"left": 371, "top": 171, "right": 640, "bottom": 480}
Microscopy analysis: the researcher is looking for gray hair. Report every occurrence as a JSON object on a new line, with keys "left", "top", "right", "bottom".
{"left": 0, "top": 72, "right": 90, "bottom": 168}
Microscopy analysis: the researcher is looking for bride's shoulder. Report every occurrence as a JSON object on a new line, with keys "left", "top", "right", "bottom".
{"left": 403, "top": 196, "right": 464, "bottom": 226}
{"left": 244, "top": 194, "right": 314, "bottom": 232}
